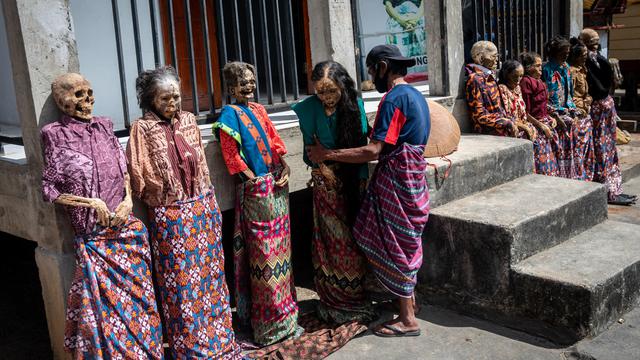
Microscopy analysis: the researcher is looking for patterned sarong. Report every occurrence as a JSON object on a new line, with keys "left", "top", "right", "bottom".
{"left": 309, "top": 168, "right": 375, "bottom": 324}
{"left": 64, "top": 216, "right": 163, "bottom": 360}
{"left": 551, "top": 115, "right": 576, "bottom": 179}
{"left": 572, "top": 114, "right": 595, "bottom": 181}
{"left": 531, "top": 117, "right": 559, "bottom": 177}
{"left": 234, "top": 172, "right": 299, "bottom": 345}
{"left": 591, "top": 96, "right": 623, "bottom": 200}
{"left": 354, "top": 143, "right": 430, "bottom": 298}
{"left": 150, "top": 191, "right": 241, "bottom": 359}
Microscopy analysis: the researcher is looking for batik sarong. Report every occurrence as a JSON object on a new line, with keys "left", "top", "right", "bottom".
{"left": 64, "top": 216, "right": 163, "bottom": 360}
{"left": 591, "top": 96, "right": 623, "bottom": 200}
{"left": 551, "top": 114, "right": 576, "bottom": 179}
{"left": 354, "top": 143, "right": 430, "bottom": 298}
{"left": 572, "top": 114, "right": 595, "bottom": 181}
{"left": 309, "top": 168, "right": 375, "bottom": 324}
{"left": 532, "top": 117, "right": 560, "bottom": 176}
{"left": 234, "top": 172, "right": 299, "bottom": 345}
{"left": 149, "top": 191, "right": 241, "bottom": 360}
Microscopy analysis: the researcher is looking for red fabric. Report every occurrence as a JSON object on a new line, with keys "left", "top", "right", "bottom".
{"left": 384, "top": 107, "right": 407, "bottom": 145}
{"left": 220, "top": 130, "right": 249, "bottom": 176}
{"left": 249, "top": 103, "right": 287, "bottom": 157}
{"left": 159, "top": 119, "right": 199, "bottom": 198}
{"left": 520, "top": 75, "right": 549, "bottom": 119}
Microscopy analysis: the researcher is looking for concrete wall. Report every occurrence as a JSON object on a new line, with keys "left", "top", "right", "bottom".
{"left": 425, "top": 0, "right": 470, "bottom": 132}
{"left": 307, "top": 0, "right": 358, "bottom": 80}
{"left": 69, "top": 0, "right": 162, "bottom": 130}
{"left": 0, "top": 4, "right": 20, "bottom": 129}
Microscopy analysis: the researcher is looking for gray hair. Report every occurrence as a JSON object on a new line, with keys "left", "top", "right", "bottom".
{"left": 470, "top": 41, "right": 497, "bottom": 64}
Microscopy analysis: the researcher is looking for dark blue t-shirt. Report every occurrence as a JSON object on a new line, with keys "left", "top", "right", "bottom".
{"left": 370, "top": 84, "right": 430, "bottom": 150}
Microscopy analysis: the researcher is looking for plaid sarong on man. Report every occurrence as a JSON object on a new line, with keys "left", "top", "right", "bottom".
{"left": 353, "top": 143, "right": 430, "bottom": 298}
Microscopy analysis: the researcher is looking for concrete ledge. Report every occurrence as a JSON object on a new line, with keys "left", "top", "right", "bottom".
{"left": 420, "top": 134, "right": 535, "bottom": 208}
{"left": 512, "top": 220, "right": 640, "bottom": 339}
{"left": 421, "top": 174, "right": 608, "bottom": 299}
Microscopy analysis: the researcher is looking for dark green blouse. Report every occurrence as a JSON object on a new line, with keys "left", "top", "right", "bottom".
{"left": 292, "top": 95, "right": 369, "bottom": 179}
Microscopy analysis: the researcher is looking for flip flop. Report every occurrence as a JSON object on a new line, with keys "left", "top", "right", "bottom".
{"left": 373, "top": 324, "right": 421, "bottom": 338}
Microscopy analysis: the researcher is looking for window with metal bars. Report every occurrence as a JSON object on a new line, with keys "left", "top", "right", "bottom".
{"left": 462, "top": 0, "right": 567, "bottom": 64}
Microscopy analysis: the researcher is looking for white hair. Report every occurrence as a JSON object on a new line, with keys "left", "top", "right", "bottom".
{"left": 470, "top": 41, "right": 497, "bottom": 64}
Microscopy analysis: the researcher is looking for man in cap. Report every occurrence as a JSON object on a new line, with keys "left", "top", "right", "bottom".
{"left": 307, "top": 44, "right": 431, "bottom": 337}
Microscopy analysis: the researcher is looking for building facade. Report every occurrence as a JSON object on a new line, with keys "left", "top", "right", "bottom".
{"left": 0, "top": 1, "right": 582, "bottom": 358}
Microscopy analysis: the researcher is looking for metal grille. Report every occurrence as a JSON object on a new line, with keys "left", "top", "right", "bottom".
{"left": 109, "top": 0, "right": 306, "bottom": 128}
{"left": 462, "top": 0, "right": 566, "bottom": 62}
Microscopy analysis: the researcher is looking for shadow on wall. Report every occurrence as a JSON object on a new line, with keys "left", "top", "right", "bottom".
{"left": 0, "top": 233, "right": 52, "bottom": 359}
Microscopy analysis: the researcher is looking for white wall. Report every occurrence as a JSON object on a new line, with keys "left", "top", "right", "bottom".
{"left": 0, "top": 4, "right": 20, "bottom": 130}
{"left": 70, "top": 0, "right": 163, "bottom": 130}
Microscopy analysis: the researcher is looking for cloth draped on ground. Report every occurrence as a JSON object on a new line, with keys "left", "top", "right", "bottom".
{"left": 64, "top": 217, "right": 163, "bottom": 360}
{"left": 309, "top": 167, "right": 376, "bottom": 324}
{"left": 519, "top": 76, "right": 560, "bottom": 177}
{"left": 591, "top": 96, "right": 623, "bottom": 200}
{"left": 499, "top": 84, "right": 557, "bottom": 176}
{"left": 246, "top": 312, "right": 367, "bottom": 360}
{"left": 233, "top": 172, "right": 299, "bottom": 345}
{"left": 354, "top": 143, "right": 430, "bottom": 298}
{"left": 149, "top": 191, "right": 241, "bottom": 359}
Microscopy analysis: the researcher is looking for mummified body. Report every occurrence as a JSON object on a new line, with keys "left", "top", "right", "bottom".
{"left": 214, "top": 61, "right": 300, "bottom": 346}
{"left": 42, "top": 73, "right": 164, "bottom": 359}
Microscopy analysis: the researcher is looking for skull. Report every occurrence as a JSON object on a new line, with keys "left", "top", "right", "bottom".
{"left": 51, "top": 73, "right": 95, "bottom": 120}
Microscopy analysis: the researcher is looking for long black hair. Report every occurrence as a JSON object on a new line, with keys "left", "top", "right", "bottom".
{"left": 135, "top": 66, "right": 180, "bottom": 113}
{"left": 311, "top": 61, "right": 368, "bottom": 225}
{"left": 567, "top": 37, "right": 587, "bottom": 66}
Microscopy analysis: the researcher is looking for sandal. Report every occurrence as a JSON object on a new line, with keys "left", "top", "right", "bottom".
{"left": 373, "top": 324, "right": 421, "bottom": 338}
{"left": 608, "top": 194, "right": 636, "bottom": 206}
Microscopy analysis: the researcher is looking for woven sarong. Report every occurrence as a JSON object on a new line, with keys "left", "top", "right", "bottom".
{"left": 246, "top": 312, "right": 367, "bottom": 360}
{"left": 354, "top": 143, "right": 430, "bottom": 298}
{"left": 150, "top": 191, "right": 241, "bottom": 359}
{"left": 591, "top": 96, "right": 623, "bottom": 199}
{"left": 64, "top": 216, "right": 163, "bottom": 360}
{"left": 234, "top": 172, "right": 299, "bottom": 345}
{"left": 572, "top": 114, "right": 595, "bottom": 181}
{"left": 310, "top": 169, "right": 375, "bottom": 324}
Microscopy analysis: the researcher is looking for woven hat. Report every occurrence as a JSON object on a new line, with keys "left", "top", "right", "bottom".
{"left": 424, "top": 101, "right": 461, "bottom": 158}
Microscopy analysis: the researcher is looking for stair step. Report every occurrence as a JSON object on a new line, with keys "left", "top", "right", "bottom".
{"left": 512, "top": 220, "right": 640, "bottom": 338}
{"left": 421, "top": 174, "right": 607, "bottom": 297}
{"left": 409, "top": 134, "right": 534, "bottom": 208}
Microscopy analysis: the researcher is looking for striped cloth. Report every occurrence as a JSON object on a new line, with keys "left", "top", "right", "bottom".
{"left": 353, "top": 143, "right": 430, "bottom": 298}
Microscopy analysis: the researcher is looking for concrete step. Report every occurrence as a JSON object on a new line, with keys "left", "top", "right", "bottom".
{"left": 420, "top": 174, "right": 607, "bottom": 298}
{"left": 512, "top": 220, "right": 640, "bottom": 339}
{"left": 416, "top": 134, "right": 535, "bottom": 208}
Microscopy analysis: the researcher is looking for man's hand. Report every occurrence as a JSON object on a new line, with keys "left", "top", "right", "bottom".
{"left": 306, "top": 137, "right": 331, "bottom": 163}
{"left": 112, "top": 197, "right": 132, "bottom": 227}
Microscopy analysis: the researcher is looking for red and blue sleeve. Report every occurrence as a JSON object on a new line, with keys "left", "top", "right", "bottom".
{"left": 370, "top": 100, "right": 405, "bottom": 145}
